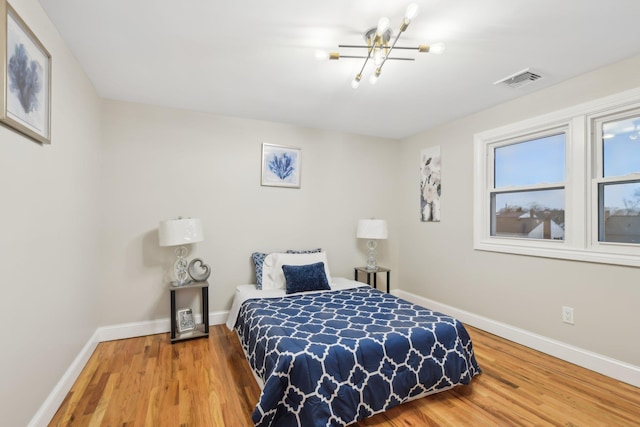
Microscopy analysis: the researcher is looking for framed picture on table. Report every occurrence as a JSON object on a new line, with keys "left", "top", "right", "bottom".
{"left": 177, "top": 308, "right": 195, "bottom": 333}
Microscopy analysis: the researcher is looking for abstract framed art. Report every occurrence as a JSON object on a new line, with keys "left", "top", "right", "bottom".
{"left": 0, "top": 1, "right": 51, "bottom": 144}
{"left": 261, "top": 143, "right": 301, "bottom": 188}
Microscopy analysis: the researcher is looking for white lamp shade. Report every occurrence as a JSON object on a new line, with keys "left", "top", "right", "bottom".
{"left": 159, "top": 218, "right": 204, "bottom": 246}
{"left": 356, "top": 219, "right": 388, "bottom": 239}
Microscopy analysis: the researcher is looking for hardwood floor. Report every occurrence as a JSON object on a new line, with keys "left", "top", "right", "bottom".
{"left": 49, "top": 324, "right": 640, "bottom": 426}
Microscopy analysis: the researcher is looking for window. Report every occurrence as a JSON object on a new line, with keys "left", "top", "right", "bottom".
{"left": 595, "top": 112, "right": 640, "bottom": 245}
{"left": 474, "top": 87, "right": 640, "bottom": 267}
{"left": 491, "top": 132, "right": 566, "bottom": 240}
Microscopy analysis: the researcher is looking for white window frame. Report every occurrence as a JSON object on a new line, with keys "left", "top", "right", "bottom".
{"left": 489, "top": 126, "right": 568, "bottom": 240}
{"left": 589, "top": 107, "right": 640, "bottom": 254}
{"left": 474, "top": 86, "right": 640, "bottom": 268}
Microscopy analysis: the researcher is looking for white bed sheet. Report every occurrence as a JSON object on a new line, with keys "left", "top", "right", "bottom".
{"left": 225, "top": 277, "right": 368, "bottom": 330}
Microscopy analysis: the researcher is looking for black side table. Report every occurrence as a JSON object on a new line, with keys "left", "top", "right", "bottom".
{"left": 354, "top": 267, "right": 390, "bottom": 293}
{"left": 170, "top": 281, "right": 209, "bottom": 343}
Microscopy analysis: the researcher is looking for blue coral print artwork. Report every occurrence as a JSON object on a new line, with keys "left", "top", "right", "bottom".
{"left": 5, "top": 8, "right": 49, "bottom": 140}
{"left": 261, "top": 144, "right": 301, "bottom": 188}
{"left": 8, "top": 44, "right": 42, "bottom": 116}
{"left": 268, "top": 151, "right": 295, "bottom": 180}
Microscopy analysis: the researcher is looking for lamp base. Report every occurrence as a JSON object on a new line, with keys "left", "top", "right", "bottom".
{"left": 365, "top": 239, "right": 378, "bottom": 270}
{"left": 168, "top": 246, "right": 193, "bottom": 287}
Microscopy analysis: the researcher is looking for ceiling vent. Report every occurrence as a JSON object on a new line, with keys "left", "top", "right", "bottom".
{"left": 494, "top": 68, "right": 542, "bottom": 89}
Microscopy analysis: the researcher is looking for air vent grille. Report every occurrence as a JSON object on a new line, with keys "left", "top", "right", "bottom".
{"left": 494, "top": 68, "right": 542, "bottom": 89}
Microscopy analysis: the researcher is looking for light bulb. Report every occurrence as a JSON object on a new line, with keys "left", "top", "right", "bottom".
{"left": 370, "top": 68, "right": 381, "bottom": 85}
{"left": 405, "top": 3, "right": 419, "bottom": 20}
{"left": 315, "top": 50, "right": 329, "bottom": 60}
{"left": 429, "top": 43, "right": 445, "bottom": 54}
{"left": 376, "top": 17, "right": 390, "bottom": 36}
{"left": 351, "top": 75, "right": 362, "bottom": 89}
{"left": 373, "top": 49, "right": 384, "bottom": 66}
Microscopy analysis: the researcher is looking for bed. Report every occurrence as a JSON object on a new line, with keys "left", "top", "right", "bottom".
{"left": 226, "top": 251, "right": 481, "bottom": 426}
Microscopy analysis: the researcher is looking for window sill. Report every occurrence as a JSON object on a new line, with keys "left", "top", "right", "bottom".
{"left": 474, "top": 239, "right": 640, "bottom": 268}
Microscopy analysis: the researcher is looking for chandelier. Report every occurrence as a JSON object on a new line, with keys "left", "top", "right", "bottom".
{"left": 326, "top": 4, "right": 444, "bottom": 88}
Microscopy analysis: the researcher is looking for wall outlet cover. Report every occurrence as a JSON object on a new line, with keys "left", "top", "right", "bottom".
{"left": 562, "top": 306, "right": 575, "bottom": 324}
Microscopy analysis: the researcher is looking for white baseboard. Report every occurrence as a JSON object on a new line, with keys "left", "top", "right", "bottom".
{"left": 28, "top": 330, "right": 101, "bottom": 427}
{"left": 392, "top": 289, "right": 640, "bottom": 388}
{"left": 28, "top": 310, "right": 230, "bottom": 427}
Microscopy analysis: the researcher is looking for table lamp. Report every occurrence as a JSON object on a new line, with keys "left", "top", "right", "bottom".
{"left": 159, "top": 217, "right": 204, "bottom": 286}
{"left": 357, "top": 219, "right": 388, "bottom": 270}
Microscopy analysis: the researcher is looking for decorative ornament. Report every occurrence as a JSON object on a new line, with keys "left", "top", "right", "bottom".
{"left": 188, "top": 258, "right": 211, "bottom": 282}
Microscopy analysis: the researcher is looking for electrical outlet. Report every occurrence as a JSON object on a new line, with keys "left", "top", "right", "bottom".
{"left": 562, "top": 306, "right": 574, "bottom": 324}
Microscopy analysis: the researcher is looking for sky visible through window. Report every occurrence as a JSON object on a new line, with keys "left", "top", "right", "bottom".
{"left": 604, "top": 182, "right": 640, "bottom": 211}
{"left": 494, "top": 126, "right": 640, "bottom": 211}
{"left": 494, "top": 134, "right": 565, "bottom": 210}
{"left": 603, "top": 116, "right": 640, "bottom": 210}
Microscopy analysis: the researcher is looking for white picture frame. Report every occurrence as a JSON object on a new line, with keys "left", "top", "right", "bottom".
{"left": 177, "top": 308, "right": 195, "bottom": 333}
{"left": 261, "top": 143, "right": 301, "bottom": 188}
{"left": 0, "top": 1, "right": 51, "bottom": 144}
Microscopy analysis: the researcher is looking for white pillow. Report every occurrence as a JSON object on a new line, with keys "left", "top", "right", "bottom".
{"left": 262, "top": 251, "right": 332, "bottom": 290}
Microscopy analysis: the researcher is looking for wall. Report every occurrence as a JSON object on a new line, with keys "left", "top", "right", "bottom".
{"left": 398, "top": 54, "right": 640, "bottom": 366}
{"left": 99, "top": 100, "right": 400, "bottom": 326}
{"left": 0, "top": 1, "right": 103, "bottom": 426}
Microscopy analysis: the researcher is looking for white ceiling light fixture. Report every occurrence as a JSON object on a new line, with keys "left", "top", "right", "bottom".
{"left": 327, "top": 3, "right": 445, "bottom": 88}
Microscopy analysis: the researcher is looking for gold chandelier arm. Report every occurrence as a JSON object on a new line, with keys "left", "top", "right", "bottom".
{"left": 339, "top": 44, "right": 421, "bottom": 50}
{"left": 353, "top": 36, "right": 377, "bottom": 84}
{"left": 337, "top": 45, "right": 443, "bottom": 53}
{"left": 375, "top": 25, "right": 405, "bottom": 76}
{"left": 333, "top": 54, "right": 415, "bottom": 61}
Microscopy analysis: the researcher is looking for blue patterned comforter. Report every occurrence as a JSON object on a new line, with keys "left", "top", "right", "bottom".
{"left": 235, "top": 286, "right": 481, "bottom": 427}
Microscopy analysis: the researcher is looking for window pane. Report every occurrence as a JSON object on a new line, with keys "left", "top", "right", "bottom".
{"left": 603, "top": 116, "right": 640, "bottom": 177}
{"left": 492, "top": 189, "right": 565, "bottom": 240}
{"left": 599, "top": 181, "right": 640, "bottom": 243}
{"left": 494, "top": 134, "right": 565, "bottom": 188}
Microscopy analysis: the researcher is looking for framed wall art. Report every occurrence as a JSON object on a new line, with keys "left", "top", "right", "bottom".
{"left": 0, "top": 1, "right": 51, "bottom": 144}
{"left": 420, "top": 146, "right": 441, "bottom": 222}
{"left": 261, "top": 143, "right": 301, "bottom": 188}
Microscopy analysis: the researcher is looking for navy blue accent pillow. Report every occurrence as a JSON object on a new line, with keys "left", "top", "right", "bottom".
{"left": 282, "top": 262, "right": 331, "bottom": 294}
{"left": 252, "top": 252, "right": 268, "bottom": 289}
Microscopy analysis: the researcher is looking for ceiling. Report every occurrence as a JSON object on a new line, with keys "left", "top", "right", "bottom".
{"left": 39, "top": 0, "right": 640, "bottom": 139}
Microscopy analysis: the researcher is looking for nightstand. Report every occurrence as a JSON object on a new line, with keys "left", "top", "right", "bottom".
{"left": 354, "top": 267, "right": 390, "bottom": 293}
{"left": 170, "top": 281, "right": 209, "bottom": 343}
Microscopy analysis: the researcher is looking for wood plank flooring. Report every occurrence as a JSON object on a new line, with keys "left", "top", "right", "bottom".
{"left": 49, "top": 324, "right": 640, "bottom": 426}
